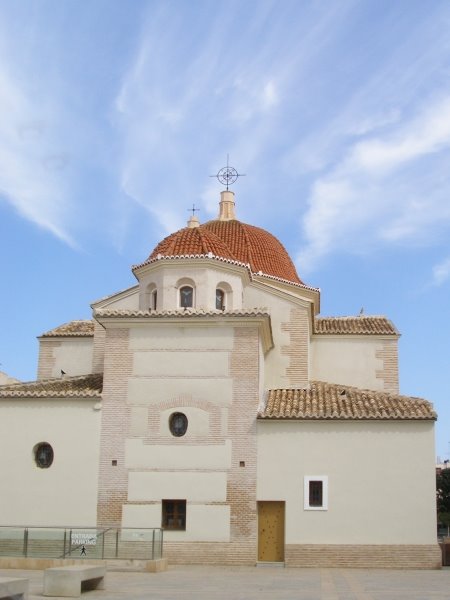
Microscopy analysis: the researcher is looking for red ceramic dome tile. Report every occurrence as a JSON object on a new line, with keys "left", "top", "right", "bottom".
{"left": 202, "top": 220, "right": 302, "bottom": 284}
{"left": 147, "top": 219, "right": 302, "bottom": 284}
{"left": 149, "top": 226, "right": 237, "bottom": 261}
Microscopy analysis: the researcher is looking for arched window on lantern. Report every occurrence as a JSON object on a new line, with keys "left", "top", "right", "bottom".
{"left": 216, "top": 288, "right": 225, "bottom": 310}
{"left": 150, "top": 289, "right": 157, "bottom": 310}
{"left": 179, "top": 285, "right": 194, "bottom": 308}
{"left": 216, "top": 281, "right": 232, "bottom": 310}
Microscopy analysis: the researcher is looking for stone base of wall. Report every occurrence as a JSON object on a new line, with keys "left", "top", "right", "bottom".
{"left": 164, "top": 542, "right": 441, "bottom": 569}
{"left": 163, "top": 542, "right": 256, "bottom": 566}
{"left": 285, "top": 544, "right": 442, "bottom": 569}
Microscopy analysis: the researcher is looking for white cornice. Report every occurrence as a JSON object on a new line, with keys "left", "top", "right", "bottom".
{"left": 93, "top": 308, "right": 274, "bottom": 354}
{"left": 132, "top": 255, "right": 252, "bottom": 284}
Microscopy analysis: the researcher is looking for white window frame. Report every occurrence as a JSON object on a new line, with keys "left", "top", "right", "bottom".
{"left": 304, "top": 475, "right": 328, "bottom": 511}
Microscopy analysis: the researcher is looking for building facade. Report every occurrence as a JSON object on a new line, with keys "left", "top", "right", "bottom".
{"left": 0, "top": 191, "right": 440, "bottom": 568}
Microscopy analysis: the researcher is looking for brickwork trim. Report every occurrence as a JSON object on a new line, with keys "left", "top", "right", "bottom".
{"left": 285, "top": 544, "right": 442, "bottom": 569}
{"left": 163, "top": 541, "right": 256, "bottom": 565}
{"left": 375, "top": 338, "right": 399, "bottom": 394}
{"left": 37, "top": 340, "right": 61, "bottom": 380}
{"left": 281, "top": 308, "right": 309, "bottom": 387}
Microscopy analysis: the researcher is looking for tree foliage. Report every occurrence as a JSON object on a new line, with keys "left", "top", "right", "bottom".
{"left": 437, "top": 469, "right": 450, "bottom": 525}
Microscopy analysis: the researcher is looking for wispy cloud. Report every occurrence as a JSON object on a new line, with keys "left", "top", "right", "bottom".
{"left": 113, "top": 0, "right": 353, "bottom": 234}
{"left": 0, "top": 62, "right": 77, "bottom": 245}
{"left": 297, "top": 92, "right": 450, "bottom": 271}
{"left": 432, "top": 257, "right": 450, "bottom": 286}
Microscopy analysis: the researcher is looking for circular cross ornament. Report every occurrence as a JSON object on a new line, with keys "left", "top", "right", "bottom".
{"left": 217, "top": 166, "right": 239, "bottom": 187}
{"left": 210, "top": 156, "right": 245, "bottom": 190}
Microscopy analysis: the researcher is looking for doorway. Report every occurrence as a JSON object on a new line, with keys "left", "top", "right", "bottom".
{"left": 257, "top": 501, "right": 285, "bottom": 562}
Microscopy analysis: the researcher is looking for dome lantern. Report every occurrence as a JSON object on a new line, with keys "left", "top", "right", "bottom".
{"left": 218, "top": 190, "right": 236, "bottom": 221}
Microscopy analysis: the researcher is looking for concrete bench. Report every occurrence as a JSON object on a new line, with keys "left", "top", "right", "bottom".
{"left": 43, "top": 565, "right": 106, "bottom": 598}
{"left": 0, "top": 576, "right": 29, "bottom": 600}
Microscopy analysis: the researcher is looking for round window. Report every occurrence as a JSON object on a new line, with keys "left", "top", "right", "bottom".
{"left": 34, "top": 442, "right": 54, "bottom": 468}
{"left": 169, "top": 412, "right": 188, "bottom": 437}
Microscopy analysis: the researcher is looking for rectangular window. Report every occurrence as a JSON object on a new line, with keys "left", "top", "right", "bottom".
{"left": 162, "top": 499, "right": 186, "bottom": 530}
{"left": 304, "top": 476, "right": 328, "bottom": 510}
{"left": 309, "top": 480, "right": 323, "bottom": 506}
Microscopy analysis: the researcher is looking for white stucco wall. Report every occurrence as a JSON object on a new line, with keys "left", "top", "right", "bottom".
{"left": 128, "top": 324, "right": 235, "bottom": 406}
{"left": 310, "top": 337, "right": 386, "bottom": 390}
{"left": 257, "top": 420, "right": 437, "bottom": 545}
{"left": 122, "top": 503, "right": 230, "bottom": 541}
{"left": 0, "top": 398, "right": 101, "bottom": 526}
{"left": 50, "top": 339, "right": 94, "bottom": 377}
{"left": 125, "top": 439, "right": 232, "bottom": 470}
{"left": 128, "top": 471, "right": 227, "bottom": 502}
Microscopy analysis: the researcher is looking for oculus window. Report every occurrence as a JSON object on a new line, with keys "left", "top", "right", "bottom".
{"left": 34, "top": 442, "right": 54, "bottom": 469}
{"left": 304, "top": 476, "right": 328, "bottom": 510}
{"left": 169, "top": 412, "right": 188, "bottom": 437}
{"left": 162, "top": 500, "right": 186, "bottom": 530}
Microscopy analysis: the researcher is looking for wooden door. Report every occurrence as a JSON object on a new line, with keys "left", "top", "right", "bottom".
{"left": 257, "top": 501, "right": 285, "bottom": 562}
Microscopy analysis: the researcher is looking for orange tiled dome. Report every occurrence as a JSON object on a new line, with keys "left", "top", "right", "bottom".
{"left": 149, "top": 226, "right": 236, "bottom": 261}
{"left": 149, "top": 219, "right": 302, "bottom": 284}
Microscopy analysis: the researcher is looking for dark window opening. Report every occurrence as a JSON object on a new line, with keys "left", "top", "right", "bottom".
{"left": 309, "top": 480, "right": 323, "bottom": 507}
{"left": 169, "top": 412, "right": 188, "bottom": 437}
{"left": 34, "top": 442, "right": 54, "bottom": 469}
{"left": 162, "top": 499, "right": 186, "bottom": 530}
{"left": 216, "top": 288, "right": 225, "bottom": 310}
{"left": 151, "top": 290, "right": 157, "bottom": 310}
{"left": 180, "top": 286, "right": 193, "bottom": 308}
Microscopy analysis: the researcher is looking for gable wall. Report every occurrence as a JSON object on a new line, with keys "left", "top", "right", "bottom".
{"left": 37, "top": 338, "right": 94, "bottom": 379}
{"left": 310, "top": 336, "right": 399, "bottom": 392}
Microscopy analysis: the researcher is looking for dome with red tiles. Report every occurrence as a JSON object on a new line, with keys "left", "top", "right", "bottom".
{"left": 145, "top": 191, "right": 303, "bottom": 285}
{"left": 202, "top": 219, "right": 302, "bottom": 283}
{"left": 149, "top": 225, "right": 235, "bottom": 261}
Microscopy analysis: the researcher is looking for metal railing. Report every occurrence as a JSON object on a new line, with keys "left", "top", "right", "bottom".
{"left": 0, "top": 526, "right": 163, "bottom": 561}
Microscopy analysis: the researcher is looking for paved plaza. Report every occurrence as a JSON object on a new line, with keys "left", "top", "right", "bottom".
{"left": 1, "top": 565, "right": 450, "bottom": 600}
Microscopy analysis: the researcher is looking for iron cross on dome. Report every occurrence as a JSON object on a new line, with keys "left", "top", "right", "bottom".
{"left": 210, "top": 155, "right": 245, "bottom": 190}
{"left": 187, "top": 204, "right": 200, "bottom": 217}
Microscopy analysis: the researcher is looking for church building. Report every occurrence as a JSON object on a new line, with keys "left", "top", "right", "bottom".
{"left": 0, "top": 190, "right": 440, "bottom": 568}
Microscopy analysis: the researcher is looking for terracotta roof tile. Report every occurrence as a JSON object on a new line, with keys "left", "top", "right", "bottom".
{"left": 40, "top": 320, "right": 94, "bottom": 337}
{"left": 148, "top": 227, "right": 236, "bottom": 262}
{"left": 203, "top": 220, "right": 302, "bottom": 284}
{"left": 137, "top": 219, "right": 303, "bottom": 285}
{"left": 0, "top": 373, "right": 102, "bottom": 398}
{"left": 259, "top": 381, "right": 435, "bottom": 420}
{"left": 314, "top": 316, "right": 398, "bottom": 335}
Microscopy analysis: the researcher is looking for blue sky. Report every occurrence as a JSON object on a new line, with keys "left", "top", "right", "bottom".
{"left": 0, "top": 0, "right": 449, "bottom": 460}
